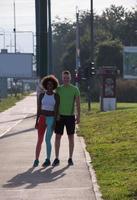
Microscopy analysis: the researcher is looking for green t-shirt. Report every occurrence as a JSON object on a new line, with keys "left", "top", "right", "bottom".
{"left": 56, "top": 84, "right": 80, "bottom": 116}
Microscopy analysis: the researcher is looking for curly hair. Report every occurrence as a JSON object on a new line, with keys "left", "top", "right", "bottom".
{"left": 41, "top": 75, "right": 59, "bottom": 90}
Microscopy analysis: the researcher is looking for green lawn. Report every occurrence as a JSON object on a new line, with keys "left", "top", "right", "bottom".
{"left": 79, "top": 102, "right": 137, "bottom": 200}
{"left": 0, "top": 93, "right": 29, "bottom": 112}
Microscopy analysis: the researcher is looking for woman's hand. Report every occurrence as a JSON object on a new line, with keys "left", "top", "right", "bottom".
{"left": 35, "top": 116, "right": 39, "bottom": 129}
{"left": 35, "top": 121, "right": 38, "bottom": 129}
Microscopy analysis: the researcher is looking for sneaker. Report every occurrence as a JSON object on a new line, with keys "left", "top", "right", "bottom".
{"left": 33, "top": 159, "right": 39, "bottom": 167}
{"left": 42, "top": 159, "right": 51, "bottom": 167}
{"left": 68, "top": 158, "right": 74, "bottom": 166}
{"left": 52, "top": 158, "right": 60, "bottom": 166}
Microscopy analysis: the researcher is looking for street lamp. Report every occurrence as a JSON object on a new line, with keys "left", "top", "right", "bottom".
{"left": 87, "top": 0, "right": 94, "bottom": 111}
{"left": 75, "top": 7, "right": 81, "bottom": 87}
{"left": 48, "top": 0, "right": 53, "bottom": 74}
{"left": 90, "top": 0, "right": 94, "bottom": 63}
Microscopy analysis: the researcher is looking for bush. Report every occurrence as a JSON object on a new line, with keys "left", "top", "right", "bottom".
{"left": 116, "top": 78, "right": 137, "bottom": 102}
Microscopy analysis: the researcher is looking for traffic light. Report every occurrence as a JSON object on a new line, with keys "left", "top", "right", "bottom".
{"left": 85, "top": 62, "right": 96, "bottom": 78}
{"left": 90, "top": 62, "right": 96, "bottom": 75}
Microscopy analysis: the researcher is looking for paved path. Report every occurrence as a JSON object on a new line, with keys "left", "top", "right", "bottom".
{"left": 0, "top": 93, "right": 98, "bottom": 200}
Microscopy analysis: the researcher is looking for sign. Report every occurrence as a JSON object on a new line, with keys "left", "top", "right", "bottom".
{"left": 123, "top": 46, "right": 137, "bottom": 79}
{"left": 103, "top": 76, "right": 116, "bottom": 98}
{"left": 99, "top": 66, "right": 117, "bottom": 111}
{"left": 0, "top": 53, "right": 33, "bottom": 78}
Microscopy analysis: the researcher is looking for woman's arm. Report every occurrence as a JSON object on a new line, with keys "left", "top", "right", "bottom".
{"left": 35, "top": 93, "right": 44, "bottom": 127}
{"left": 54, "top": 93, "right": 60, "bottom": 120}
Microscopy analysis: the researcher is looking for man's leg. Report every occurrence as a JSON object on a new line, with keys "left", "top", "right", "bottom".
{"left": 68, "top": 134, "right": 74, "bottom": 159}
{"left": 53, "top": 116, "right": 64, "bottom": 166}
{"left": 66, "top": 116, "right": 75, "bottom": 165}
{"left": 55, "top": 134, "right": 62, "bottom": 159}
{"left": 52, "top": 134, "right": 62, "bottom": 166}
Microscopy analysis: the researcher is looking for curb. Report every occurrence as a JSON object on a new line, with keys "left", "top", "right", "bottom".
{"left": 79, "top": 136, "right": 103, "bottom": 200}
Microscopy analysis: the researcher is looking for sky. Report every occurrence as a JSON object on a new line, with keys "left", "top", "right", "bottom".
{"left": 0, "top": 0, "right": 136, "bottom": 53}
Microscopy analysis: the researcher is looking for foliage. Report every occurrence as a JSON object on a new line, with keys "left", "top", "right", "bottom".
{"left": 52, "top": 18, "right": 75, "bottom": 80}
{"left": 52, "top": 5, "right": 137, "bottom": 101}
{"left": 79, "top": 102, "right": 137, "bottom": 200}
{"left": 96, "top": 40, "right": 123, "bottom": 72}
{"left": 116, "top": 79, "right": 137, "bottom": 102}
{"left": 0, "top": 93, "right": 28, "bottom": 112}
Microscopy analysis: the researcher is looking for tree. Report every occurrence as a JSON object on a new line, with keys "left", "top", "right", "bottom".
{"left": 96, "top": 40, "right": 123, "bottom": 74}
{"left": 52, "top": 18, "right": 75, "bottom": 79}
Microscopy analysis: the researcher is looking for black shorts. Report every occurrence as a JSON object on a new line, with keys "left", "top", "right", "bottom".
{"left": 55, "top": 115, "right": 75, "bottom": 135}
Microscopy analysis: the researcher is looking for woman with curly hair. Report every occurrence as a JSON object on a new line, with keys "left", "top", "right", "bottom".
{"left": 33, "top": 75, "right": 60, "bottom": 167}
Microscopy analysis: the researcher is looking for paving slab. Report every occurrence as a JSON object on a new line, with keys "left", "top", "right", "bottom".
{"left": 0, "top": 93, "right": 100, "bottom": 200}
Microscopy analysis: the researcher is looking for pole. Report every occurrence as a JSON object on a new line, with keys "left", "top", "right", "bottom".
{"left": 13, "top": 1, "right": 16, "bottom": 53}
{"left": 35, "top": 0, "right": 40, "bottom": 77}
{"left": 32, "top": 32, "right": 35, "bottom": 55}
{"left": 48, "top": 0, "right": 53, "bottom": 74}
{"left": 75, "top": 7, "right": 81, "bottom": 87}
{"left": 35, "top": 0, "right": 48, "bottom": 78}
{"left": 91, "top": 0, "right": 94, "bottom": 63}
{"left": 87, "top": 0, "right": 94, "bottom": 111}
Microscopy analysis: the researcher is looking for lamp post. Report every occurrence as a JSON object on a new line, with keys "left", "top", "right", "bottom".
{"left": 87, "top": 0, "right": 94, "bottom": 111}
{"left": 35, "top": 0, "right": 48, "bottom": 78}
{"left": 90, "top": 0, "right": 94, "bottom": 63}
{"left": 75, "top": 7, "right": 81, "bottom": 87}
{"left": 13, "top": 1, "right": 16, "bottom": 53}
{"left": 48, "top": 0, "right": 53, "bottom": 74}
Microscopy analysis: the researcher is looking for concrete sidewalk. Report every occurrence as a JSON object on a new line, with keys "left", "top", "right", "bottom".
{"left": 0, "top": 93, "right": 101, "bottom": 200}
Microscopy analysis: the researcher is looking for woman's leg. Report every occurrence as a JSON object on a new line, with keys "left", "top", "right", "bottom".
{"left": 45, "top": 116, "right": 54, "bottom": 160}
{"left": 35, "top": 128, "right": 45, "bottom": 160}
{"left": 35, "top": 115, "right": 46, "bottom": 160}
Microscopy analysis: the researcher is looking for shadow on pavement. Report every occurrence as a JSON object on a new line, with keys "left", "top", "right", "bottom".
{"left": 0, "top": 128, "right": 35, "bottom": 140}
{"left": 0, "top": 115, "right": 36, "bottom": 124}
{"left": 2, "top": 165, "right": 70, "bottom": 189}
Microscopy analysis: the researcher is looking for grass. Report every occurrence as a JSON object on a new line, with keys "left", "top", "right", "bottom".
{"left": 0, "top": 93, "right": 29, "bottom": 112}
{"left": 79, "top": 102, "right": 137, "bottom": 200}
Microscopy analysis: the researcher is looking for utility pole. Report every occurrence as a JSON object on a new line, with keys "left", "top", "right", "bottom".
{"left": 75, "top": 7, "right": 81, "bottom": 88}
{"left": 91, "top": 0, "right": 94, "bottom": 64}
{"left": 48, "top": 0, "right": 53, "bottom": 74}
{"left": 87, "top": 0, "right": 94, "bottom": 111}
{"left": 35, "top": 0, "right": 48, "bottom": 79}
{"left": 13, "top": 1, "right": 16, "bottom": 53}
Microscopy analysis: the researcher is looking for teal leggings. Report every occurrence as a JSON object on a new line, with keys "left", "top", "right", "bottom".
{"left": 45, "top": 116, "right": 55, "bottom": 160}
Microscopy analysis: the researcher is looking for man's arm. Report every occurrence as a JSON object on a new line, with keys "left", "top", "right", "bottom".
{"left": 54, "top": 93, "right": 60, "bottom": 120}
{"left": 75, "top": 95, "right": 80, "bottom": 124}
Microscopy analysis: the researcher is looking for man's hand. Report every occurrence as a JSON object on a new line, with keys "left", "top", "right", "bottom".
{"left": 75, "top": 115, "right": 80, "bottom": 124}
{"left": 75, "top": 96, "right": 80, "bottom": 124}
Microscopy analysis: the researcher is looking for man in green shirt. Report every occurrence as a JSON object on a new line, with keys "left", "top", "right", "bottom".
{"left": 52, "top": 70, "right": 80, "bottom": 166}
